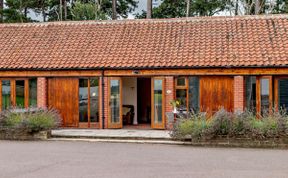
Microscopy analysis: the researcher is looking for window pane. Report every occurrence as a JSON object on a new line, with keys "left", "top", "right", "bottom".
{"left": 279, "top": 79, "right": 288, "bottom": 111}
{"left": 188, "top": 77, "right": 200, "bottom": 112}
{"left": 176, "top": 89, "right": 187, "bottom": 109}
{"left": 154, "top": 79, "right": 163, "bottom": 124}
{"left": 2, "top": 80, "right": 11, "bottom": 110}
{"left": 261, "top": 78, "right": 270, "bottom": 114}
{"left": 79, "top": 79, "right": 88, "bottom": 122}
{"left": 29, "top": 79, "right": 37, "bottom": 107}
{"left": 176, "top": 77, "right": 186, "bottom": 86}
{"left": 110, "top": 80, "right": 120, "bottom": 123}
{"left": 16, "top": 80, "right": 25, "bottom": 108}
{"left": 90, "top": 78, "right": 99, "bottom": 123}
{"left": 245, "top": 76, "right": 256, "bottom": 111}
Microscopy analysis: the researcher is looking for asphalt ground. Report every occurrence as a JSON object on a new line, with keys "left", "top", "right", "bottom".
{"left": 0, "top": 140, "right": 287, "bottom": 178}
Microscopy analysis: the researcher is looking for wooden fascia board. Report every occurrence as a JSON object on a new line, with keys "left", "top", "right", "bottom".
{"left": 0, "top": 68, "right": 287, "bottom": 77}
{"left": 104, "top": 68, "right": 288, "bottom": 76}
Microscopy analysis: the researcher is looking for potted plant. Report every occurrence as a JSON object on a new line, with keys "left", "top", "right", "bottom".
{"left": 170, "top": 100, "right": 180, "bottom": 113}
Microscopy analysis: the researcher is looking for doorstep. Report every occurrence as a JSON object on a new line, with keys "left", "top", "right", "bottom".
{"left": 51, "top": 129, "right": 172, "bottom": 140}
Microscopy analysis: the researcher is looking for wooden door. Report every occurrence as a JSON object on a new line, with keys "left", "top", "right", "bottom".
{"left": 48, "top": 78, "right": 79, "bottom": 127}
{"left": 200, "top": 76, "right": 234, "bottom": 115}
{"left": 108, "top": 77, "right": 123, "bottom": 129}
{"left": 151, "top": 77, "right": 165, "bottom": 129}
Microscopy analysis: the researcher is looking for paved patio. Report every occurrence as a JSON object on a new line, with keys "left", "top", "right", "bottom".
{"left": 51, "top": 129, "right": 172, "bottom": 140}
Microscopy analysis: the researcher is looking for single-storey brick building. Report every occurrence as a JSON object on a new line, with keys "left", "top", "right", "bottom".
{"left": 0, "top": 15, "right": 287, "bottom": 129}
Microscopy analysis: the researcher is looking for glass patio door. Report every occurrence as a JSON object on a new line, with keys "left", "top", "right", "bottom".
{"left": 151, "top": 77, "right": 165, "bottom": 129}
{"left": 108, "top": 77, "right": 122, "bottom": 129}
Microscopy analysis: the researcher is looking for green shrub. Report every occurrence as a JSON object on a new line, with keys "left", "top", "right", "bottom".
{"left": 0, "top": 108, "right": 62, "bottom": 132}
{"left": 170, "top": 108, "right": 288, "bottom": 140}
{"left": 171, "top": 113, "right": 210, "bottom": 140}
{"left": 2, "top": 113, "right": 23, "bottom": 128}
{"left": 208, "top": 108, "right": 234, "bottom": 136}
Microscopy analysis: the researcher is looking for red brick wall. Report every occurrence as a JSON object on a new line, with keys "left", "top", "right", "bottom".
{"left": 234, "top": 76, "right": 244, "bottom": 112}
{"left": 37, "top": 77, "right": 47, "bottom": 108}
{"left": 165, "top": 76, "right": 174, "bottom": 129}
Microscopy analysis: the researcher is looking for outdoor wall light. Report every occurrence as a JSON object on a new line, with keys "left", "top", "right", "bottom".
{"left": 132, "top": 70, "right": 140, "bottom": 74}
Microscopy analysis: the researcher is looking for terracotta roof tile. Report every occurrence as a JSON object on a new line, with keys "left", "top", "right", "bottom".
{"left": 0, "top": 15, "right": 288, "bottom": 70}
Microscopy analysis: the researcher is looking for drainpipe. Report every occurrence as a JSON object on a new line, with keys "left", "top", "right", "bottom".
{"left": 101, "top": 70, "right": 105, "bottom": 129}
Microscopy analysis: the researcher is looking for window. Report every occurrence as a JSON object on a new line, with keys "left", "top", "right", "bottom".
{"left": 79, "top": 78, "right": 100, "bottom": 126}
{"left": 278, "top": 79, "right": 288, "bottom": 111}
{"left": 188, "top": 77, "right": 200, "bottom": 113}
{"left": 90, "top": 79, "right": 99, "bottom": 123}
{"left": 260, "top": 78, "right": 270, "bottom": 114}
{"left": 16, "top": 80, "right": 25, "bottom": 107}
{"left": 79, "top": 79, "right": 89, "bottom": 122}
{"left": 29, "top": 79, "right": 37, "bottom": 106}
{"left": 245, "top": 76, "right": 272, "bottom": 115}
{"left": 0, "top": 78, "right": 37, "bottom": 110}
{"left": 245, "top": 76, "right": 256, "bottom": 111}
{"left": 175, "top": 77, "right": 199, "bottom": 112}
{"left": 175, "top": 77, "right": 188, "bottom": 110}
{"left": 176, "top": 77, "right": 186, "bottom": 86}
{"left": 1, "top": 80, "right": 11, "bottom": 110}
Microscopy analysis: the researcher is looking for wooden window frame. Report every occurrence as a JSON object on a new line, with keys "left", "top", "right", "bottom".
{"left": 0, "top": 78, "right": 31, "bottom": 111}
{"left": 151, "top": 77, "right": 165, "bottom": 129}
{"left": 274, "top": 76, "right": 288, "bottom": 111}
{"left": 174, "top": 77, "right": 189, "bottom": 110}
{"left": 78, "top": 77, "right": 101, "bottom": 129}
{"left": 256, "top": 76, "right": 273, "bottom": 116}
{"left": 107, "top": 77, "right": 123, "bottom": 129}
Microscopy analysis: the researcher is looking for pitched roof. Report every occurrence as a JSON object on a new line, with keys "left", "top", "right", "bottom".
{"left": 0, "top": 15, "right": 287, "bottom": 70}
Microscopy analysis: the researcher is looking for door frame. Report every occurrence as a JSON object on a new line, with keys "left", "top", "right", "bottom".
{"left": 256, "top": 76, "right": 273, "bottom": 115}
{"left": 107, "top": 77, "right": 123, "bottom": 129}
{"left": 274, "top": 76, "right": 288, "bottom": 111}
{"left": 151, "top": 77, "right": 165, "bottom": 129}
{"left": 78, "top": 78, "right": 101, "bottom": 129}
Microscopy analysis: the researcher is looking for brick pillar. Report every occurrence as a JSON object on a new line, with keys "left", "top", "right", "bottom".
{"left": 99, "top": 76, "right": 108, "bottom": 129}
{"left": 234, "top": 76, "right": 245, "bottom": 112}
{"left": 37, "top": 77, "right": 47, "bottom": 108}
{"left": 165, "top": 76, "right": 174, "bottom": 129}
{"left": 103, "top": 77, "right": 109, "bottom": 129}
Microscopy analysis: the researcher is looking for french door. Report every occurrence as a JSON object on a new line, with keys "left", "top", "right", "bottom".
{"left": 78, "top": 78, "right": 100, "bottom": 128}
{"left": 151, "top": 77, "right": 165, "bottom": 129}
{"left": 108, "top": 77, "right": 123, "bottom": 129}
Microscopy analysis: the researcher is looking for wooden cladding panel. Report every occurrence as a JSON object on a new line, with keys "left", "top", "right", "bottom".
{"left": 48, "top": 78, "right": 79, "bottom": 127}
{"left": 200, "top": 76, "right": 234, "bottom": 114}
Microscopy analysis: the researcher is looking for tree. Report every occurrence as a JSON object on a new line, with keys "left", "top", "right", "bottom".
{"left": 186, "top": 0, "right": 191, "bottom": 17}
{"left": 101, "top": 0, "right": 137, "bottom": 19}
{"left": 70, "top": 0, "right": 107, "bottom": 20}
{"left": 2, "top": 0, "right": 34, "bottom": 23}
{"left": 136, "top": 0, "right": 227, "bottom": 19}
{"left": 112, "top": 0, "right": 116, "bottom": 19}
{"left": 0, "top": 0, "right": 3, "bottom": 22}
{"left": 147, "top": 0, "right": 152, "bottom": 18}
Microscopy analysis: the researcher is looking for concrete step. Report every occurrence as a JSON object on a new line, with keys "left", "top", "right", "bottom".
{"left": 51, "top": 129, "right": 172, "bottom": 141}
{"left": 48, "top": 137, "right": 185, "bottom": 145}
